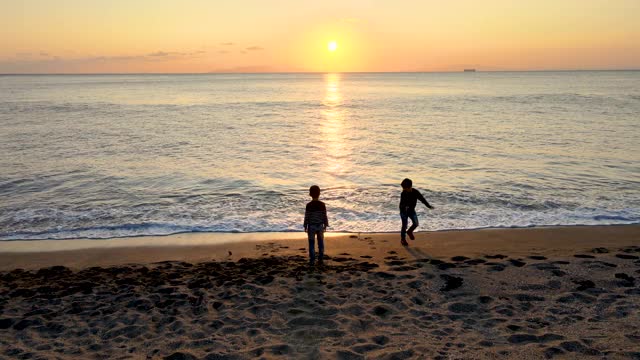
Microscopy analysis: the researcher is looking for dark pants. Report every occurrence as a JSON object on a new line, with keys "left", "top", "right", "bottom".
{"left": 400, "top": 209, "right": 419, "bottom": 240}
{"left": 307, "top": 224, "right": 325, "bottom": 265}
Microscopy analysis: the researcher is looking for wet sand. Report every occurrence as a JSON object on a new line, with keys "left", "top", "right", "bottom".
{"left": 1, "top": 225, "right": 639, "bottom": 359}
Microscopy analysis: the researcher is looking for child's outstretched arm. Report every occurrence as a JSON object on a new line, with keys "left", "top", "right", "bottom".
{"left": 418, "top": 191, "right": 434, "bottom": 209}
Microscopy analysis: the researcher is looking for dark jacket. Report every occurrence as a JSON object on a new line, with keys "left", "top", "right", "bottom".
{"left": 399, "top": 188, "right": 431, "bottom": 213}
{"left": 304, "top": 200, "right": 329, "bottom": 228}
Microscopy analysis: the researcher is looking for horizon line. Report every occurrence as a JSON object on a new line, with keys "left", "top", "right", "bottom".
{"left": 1, "top": 69, "right": 639, "bottom": 76}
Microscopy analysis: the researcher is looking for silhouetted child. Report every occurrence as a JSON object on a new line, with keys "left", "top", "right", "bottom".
{"left": 399, "top": 178, "right": 434, "bottom": 246}
{"left": 304, "top": 185, "right": 329, "bottom": 266}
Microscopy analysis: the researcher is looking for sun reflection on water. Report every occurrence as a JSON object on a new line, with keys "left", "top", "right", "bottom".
{"left": 321, "top": 73, "right": 350, "bottom": 177}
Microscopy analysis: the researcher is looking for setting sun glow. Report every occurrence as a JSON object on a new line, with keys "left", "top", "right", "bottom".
{"left": 1, "top": 0, "right": 638, "bottom": 73}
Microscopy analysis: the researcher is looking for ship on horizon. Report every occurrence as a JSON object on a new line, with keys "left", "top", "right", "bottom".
{"left": 464, "top": 68, "right": 476, "bottom": 72}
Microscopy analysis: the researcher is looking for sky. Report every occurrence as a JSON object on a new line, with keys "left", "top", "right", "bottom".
{"left": 1, "top": 0, "right": 639, "bottom": 73}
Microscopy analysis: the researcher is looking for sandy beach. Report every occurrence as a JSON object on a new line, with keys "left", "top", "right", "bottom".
{"left": 1, "top": 225, "right": 639, "bottom": 359}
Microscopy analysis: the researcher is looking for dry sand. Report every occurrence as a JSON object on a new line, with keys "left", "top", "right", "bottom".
{"left": 0, "top": 225, "right": 639, "bottom": 359}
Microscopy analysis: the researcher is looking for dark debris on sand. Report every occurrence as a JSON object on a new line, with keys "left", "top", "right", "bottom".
{"left": 2, "top": 248, "right": 640, "bottom": 359}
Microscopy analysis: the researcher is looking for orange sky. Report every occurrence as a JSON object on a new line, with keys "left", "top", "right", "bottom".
{"left": 1, "top": 0, "right": 639, "bottom": 73}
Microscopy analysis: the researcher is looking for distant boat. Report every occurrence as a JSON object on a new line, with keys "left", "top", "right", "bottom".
{"left": 464, "top": 69, "right": 476, "bottom": 72}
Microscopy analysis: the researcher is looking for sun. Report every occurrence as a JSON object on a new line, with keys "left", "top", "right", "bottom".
{"left": 327, "top": 41, "right": 338, "bottom": 52}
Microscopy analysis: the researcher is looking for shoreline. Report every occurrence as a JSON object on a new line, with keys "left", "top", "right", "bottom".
{"left": 3, "top": 222, "right": 638, "bottom": 243}
{"left": 0, "top": 224, "right": 638, "bottom": 271}
{"left": 3, "top": 221, "right": 639, "bottom": 243}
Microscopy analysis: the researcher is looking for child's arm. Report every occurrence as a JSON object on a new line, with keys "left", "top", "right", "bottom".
{"left": 323, "top": 203, "right": 329, "bottom": 231}
{"left": 417, "top": 191, "right": 434, "bottom": 209}
{"left": 303, "top": 207, "right": 309, "bottom": 232}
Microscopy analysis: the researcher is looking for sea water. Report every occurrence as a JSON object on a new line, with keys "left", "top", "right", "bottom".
{"left": 1, "top": 72, "right": 639, "bottom": 240}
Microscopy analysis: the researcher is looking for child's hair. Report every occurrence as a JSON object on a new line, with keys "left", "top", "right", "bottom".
{"left": 401, "top": 178, "right": 412, "bottom": 188}
{"left": 309, "top": 185, "right": 321, "bottom": 198}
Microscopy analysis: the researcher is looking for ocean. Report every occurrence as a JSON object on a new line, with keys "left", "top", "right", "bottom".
{"left": 1, "top": 72, "right": 639, "bottom": 240}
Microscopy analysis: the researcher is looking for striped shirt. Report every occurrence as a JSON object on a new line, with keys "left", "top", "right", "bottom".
{"left": 304, "top": 200, "right": 329, "bottom": 228}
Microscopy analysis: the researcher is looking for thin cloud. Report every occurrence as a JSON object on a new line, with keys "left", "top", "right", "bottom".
{"left": 91, "top": 55, "right": 144, "bottom": 61}
{"left": 146, "top": 50, "right": 206, "bottom": 59}
{"left": 3, "top": 49, "right": 205, "bottom": 66}
{"left": 209, "top": 65, "right": 275, "bottom": 73}
{"left": 208, "top": 65, "right": 307, "bottom": 73}
{"left": 246, "top": 46, "right": 264, "bottom": 51}
{"left": 148, "top": 51, "right": 170, "bottom": 57}
{"left": 220, "top": 42, "right": 234, "bottom": 46}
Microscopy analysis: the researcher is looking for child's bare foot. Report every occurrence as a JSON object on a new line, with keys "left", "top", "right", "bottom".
{"left": 401, "top": 239, "right": 409, "bottom": 246}
{"left": 407, "top": 230, "right": 415, "bottom": 240}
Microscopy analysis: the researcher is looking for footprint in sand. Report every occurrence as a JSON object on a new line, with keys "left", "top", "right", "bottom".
{"left": 464, "top": 259, "right": 486, "bottom": 265}
{"left": 372, "top": 335, "right": 390, "bottom": 345}
{"left": 572, "top": 279, "right": 596, "bottom": 291}
{"left": 508, "top": 259, "right": 526, "bottom": 267}
{"left": 374, "top": 271, "right": 396, "bottom": 280}
{"left": 482, "top": 262, "right": 506, "bottom": 272}
{"left": 451, "top": 256, "right": 470, "bottom": 262}
{"left": 614, "top": 273, "right": 635, "bottom": 287}
{"left": 386, "top": 260, "right": 406, "bottom": 266}
{"left": 616, "top": 254, "right": 639, "bottom": 260}
{"left": 436, "top": 262, "right": 457, "bottom": 271}
{"left": 583, "top": 260, "right": 617, "bottom": 270}
{"left": 440, "top": 274, "right": 464, "bottom": 291}
{"left": 371, "top": 305, "right": 393, "bottom": 318}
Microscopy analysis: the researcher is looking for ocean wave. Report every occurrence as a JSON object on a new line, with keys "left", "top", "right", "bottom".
{"left": 1, "top": 182, "right": 638, "bottom": 241}
{"left": 2, "top": 72, "right": 639, "bottom": 241}
{"left": 1, "top": 206, "right": 638, "bottom": 241}
{"left": 2, "top": 220, "right": 638, "bottom": 241}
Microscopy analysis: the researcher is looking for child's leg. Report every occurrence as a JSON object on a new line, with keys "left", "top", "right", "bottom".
{"left": 400, "top": 212, "right": 409, "bottom": 240}
{"left": 307, "top": 228, "right": 316, "bottom": 265}
{"left": 408, "top": 211, "right": 419, "bottom": 233}
{"left": 317, "top": 229, "right": 324, "bottom": 263}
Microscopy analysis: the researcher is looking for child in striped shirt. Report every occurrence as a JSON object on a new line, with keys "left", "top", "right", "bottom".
{"left": 304, "top": 185, "right": 329, "bottom": 266}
